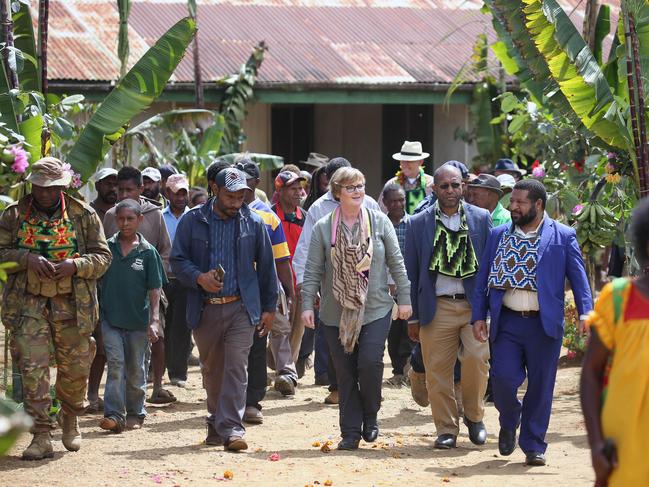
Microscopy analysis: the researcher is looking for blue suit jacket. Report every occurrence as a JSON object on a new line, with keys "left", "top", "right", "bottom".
{"left": 404, "top": 202, "right": 492, "bottom": 326}
{"left": 470, "top": 218, "right": 593, "bottom": 341}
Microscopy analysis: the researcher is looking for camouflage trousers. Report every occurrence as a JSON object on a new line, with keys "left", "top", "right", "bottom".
{"left": 11, "top": 313, "right": 95, "bottom": 432}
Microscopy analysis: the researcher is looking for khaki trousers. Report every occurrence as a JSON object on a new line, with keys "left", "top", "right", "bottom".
{"left": 419, "top": 297, "right": 490, "bottom": 436}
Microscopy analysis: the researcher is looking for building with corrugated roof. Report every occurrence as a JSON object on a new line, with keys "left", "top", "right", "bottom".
{"left": 46, "top": 0, "right": 605, "bottom": 194}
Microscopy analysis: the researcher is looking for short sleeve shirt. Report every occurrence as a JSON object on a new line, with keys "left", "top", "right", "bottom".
{"left": 249, "top": 199, "right": 291, "bottom": 262}
{"left": 101, "top": 233, "right": 167, "bottom": 330}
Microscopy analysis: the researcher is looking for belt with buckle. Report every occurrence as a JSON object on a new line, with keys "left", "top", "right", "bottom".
{"left": 439, "top": 294, "right": 466, "bottom": 300}
{"left": 203, "top": 296, "right": 240, "bottom": 305}
{"left": 503, "top": 306, "right": 539, "bottom": 318}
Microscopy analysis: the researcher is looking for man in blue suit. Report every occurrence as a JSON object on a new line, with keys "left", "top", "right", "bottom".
{"left": 472, "top": 179, "right": 592, "bottom": 466}
{"left": 404, "top": 165, "right": 492, "bottom": 449}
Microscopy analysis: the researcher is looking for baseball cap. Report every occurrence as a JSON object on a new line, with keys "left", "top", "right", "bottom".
{"left": 496, "top": 173, "right": 516, "bottom": 189}
{"left": 141, "top": 167, "right": 162, "bottom": 182}
{"left": 275, "top": 171, "right": 306, "bottom": 190}
{"left": 166, "top": 174, "right": 189, "bottom": 193}
{"left": 94, "top": 167, "right": 118, "bottom": 182}
{"left": 215, "top": 167, "right": 252, "bottom": 192}
{"left": 159, "top": 164, "right": 178, "bottom": 180}
{"left": 235, "top": 159, "right": 260, "bottom": 180}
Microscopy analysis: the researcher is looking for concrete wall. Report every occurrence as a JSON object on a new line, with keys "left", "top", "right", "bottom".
{"left": 433, "top": 104, "right": 477, "bottom": 169}
{"left": 313, "top": 104, "right": 383, "bottom": 197}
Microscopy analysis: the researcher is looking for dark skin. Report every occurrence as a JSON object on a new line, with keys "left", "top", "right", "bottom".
{"left": 28, "top": 185, "right": 76, "bottom": 280}
{"left": 408, "top": 166, "right": 463, "bottom": 342}
{"left": 117, "top": 178, "right": 143, "bottom": 202}
{"left": 167, "top": 188, "right": 188, "bottom": 217}
{"left": 383, "top": 188, "right": 406, "bottom": 225}
{"left": 200, "top": 181, "right": 275, "bottom": 336}
{"left": 470, "top": 186, "right": 500, "bottom": 213}
{"left": 317, "top": 172, "right": 329, "bottom": 194}
{"left": 581, "top": 272, "right": 649, "bottom": 486}
{"left": 278, "top": 181, "right": 303, "bottom": 214}
{"left": 142, "top": 176, "right": 161, "bottom": 201}
{"left": 93, "top": 175, "right": 118, "bottom": 213}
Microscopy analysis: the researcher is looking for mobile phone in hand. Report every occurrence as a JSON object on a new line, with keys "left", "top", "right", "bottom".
{"left": 214, "top": 264, "right": 225, "bottom": 282}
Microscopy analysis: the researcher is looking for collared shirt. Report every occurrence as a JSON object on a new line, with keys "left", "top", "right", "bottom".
{"left": 502, "top": 217, "right": 543, "bottom": 311}
{"left": 435, "top": 208, "right": 466, "bottom": 296}
{"left": 162, "top": 205, "right": 189, "bottom": 243}
{"left": 209, "top": 209, "right": 239, "bottom": 297}
{"left": 293, "top": 191, "right": 381, "bottom": 283}
{"left": 272, "top": 203, "right": 306, "bottom": 258}
{"left": 249, "top": 199, "right": 291, "bottom": 262}
{"left": 491, "top": 202, "right": 511, "bottom": 227}
{"left": 388, "top": 213, "right": 409, "bottom": 285}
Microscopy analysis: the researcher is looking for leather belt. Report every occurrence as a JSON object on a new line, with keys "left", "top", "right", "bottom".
{"left": 203, "top": 296, "right": 240, "bottom": 305}
{"left": 503, "top": 306, "right": 539, "bottom": 318}
{"left": 439, "top": 294, "right": 466, "bottom": 300}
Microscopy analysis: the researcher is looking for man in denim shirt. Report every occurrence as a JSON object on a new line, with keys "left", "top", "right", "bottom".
{"left": 170, "top": 167, "right": 277, "bottom": 452}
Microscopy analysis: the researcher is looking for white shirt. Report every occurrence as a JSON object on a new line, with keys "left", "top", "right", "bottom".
{"left": 435, "top": 209, "right": 466, "bottom": 296}
{"left": 293, "top": 191, "right": 380, "bottom": 284}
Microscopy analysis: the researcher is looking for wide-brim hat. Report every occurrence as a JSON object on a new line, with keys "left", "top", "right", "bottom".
{"left": 301, "top": 152, "right": 329, "bottom": 168}
{"left": 468, "top": 173, "right": 503, "bottom": 196}
{"left": 393, "top": 140, "right": 430, "bottom": 161}
{"left": 26, "top": 157, "right": 72, "bottom": 187}
{"left": 493, "top": 158, "right": 527, "bottom": 176}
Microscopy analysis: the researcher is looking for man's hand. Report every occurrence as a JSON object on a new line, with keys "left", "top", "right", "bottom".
{"left": 473, "top": 320, "right": 489, "bottom": 343}
{"left": 407, "top": 322, "right": 420, "bottom": 342}
{"left": 197, "top": 271, "right": 223, "bottom": 293}
{"left": 258, "top": 311, "right": 275, "bottom": 337}
{"left": 53, "top": 259, "right": 76, "bottom": 280}
{"left": 27, "top": 253, "right": 55, "bottom": 280}
{"left": 578, "top": 319, "right": 587, "bottom": 336}
{"left": 302, "top": 310, "right": 315, "bottom": 329}
{"left": 591, "top": 441, "right": 616, "bottom": 486}
{"left": 397, "top": 305, "right": 412, "bottom": 321}
{"left": 148, "top": 320, "right": 160, "bottom": 343}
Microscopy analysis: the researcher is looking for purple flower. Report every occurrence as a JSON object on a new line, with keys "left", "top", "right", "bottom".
{"left": 532, "top": 166, "right": 546, "bottom": 178}
{"left": 10, "top": 146, "right": 29, "bottom": 174}
{"left": 71, "top": 172, "right": 82, "bottom": 189}
{"left": 572, "top": 204, "right": 584, "bottom": 215}
{"left": 607, "top": 152, "right": 616, "bottom": 160}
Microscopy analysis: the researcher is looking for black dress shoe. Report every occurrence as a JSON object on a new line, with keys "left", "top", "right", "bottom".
{"left": 525, "top": 451, "right": 546, "bottom": 466}
{"left": 362, "top": 423, "right": 379, "bottom": 443}
{"left": 337, "top": 437, "right": 360, "bottom": 450}
{"left": 498, "top": 428, "right": 517, "bottom": 456}
{"left": 434, "top": 433, "right": 457, "bottom": 449}
{"left": 463, "top": 416, "right": 487, "bottom": 445}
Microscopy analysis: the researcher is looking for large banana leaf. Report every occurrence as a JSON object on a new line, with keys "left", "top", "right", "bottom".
{"left": 127, "top": 108, "right": 214, "bottom": 134}
{"left": 221, "top": 152, "right": 283, "bottom": 171}
{"left": 0, "top": 60, "right": 18, "bottom": 132}
{"left": 12, "top": 1, "right": 40, "bottom": 92}
{"left": 19, "top": 114, "right": 43, "bottom": 162}
{"left": 523, "top": 0, "right": 629, "bottom": 148}
{"left": 197, "top": 114, "right": 225, "bottom": 158}
{"left": 67, "top": 17, "right": 196, "bottom": 180}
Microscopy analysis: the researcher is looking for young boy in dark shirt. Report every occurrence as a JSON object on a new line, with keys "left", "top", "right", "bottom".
{"left": 99, "top": 199, "right": 167, "bottom": 432}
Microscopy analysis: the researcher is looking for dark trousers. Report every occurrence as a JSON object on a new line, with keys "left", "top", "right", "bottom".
{"left": 387, "top": 317, "right": 414, "bottom": 375}
{"left": 491, "top": 309, "right": 563, "bottom": 454}
{"left": 246, "top": 331, "right": 268, "bottom": 409}
{"left": 323, "top": 313, "right": 391, "bottom": 440}
{"left": 300, "top": 315, "right": 338, "bottom": 390}
{"left": 164, "top": 279, "right": 191, "bottom": 381}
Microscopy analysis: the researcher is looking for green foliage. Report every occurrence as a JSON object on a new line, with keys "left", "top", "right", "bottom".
{"left": 67, "top": 17, "right": 197, "bottom": 181}
{"left": 11, "top": 0, "right": 39, "bottom": 92}
{"left": 563, "top": 294, "right": 587, "bottom": 357}
{"left": 117, "top": 0, "right": 131, "bottom": 78}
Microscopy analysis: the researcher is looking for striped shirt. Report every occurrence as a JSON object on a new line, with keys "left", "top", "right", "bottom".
{"left": 209, "top": 211, "right": 239, "bottom": 297}
{"left": 249, "top": 199, "right": 291, "bottom": 262}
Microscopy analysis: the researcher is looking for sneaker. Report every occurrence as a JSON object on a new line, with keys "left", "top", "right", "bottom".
{"left": 385, "top": 374, "right": 406, "bottom": 387}
{"left": 324, "top": 390, "right": 339, "bottom": 404}
{"left": 243, "top": 406, "right": 263, "bottom": 424}
{"left": 22, "top": 432, "right": 53, "bottom": 461}
{"left": 408, "top": 369, "right": 429, "bottom": 407}
{"left": 274, "top": 375, "right": 296, "bottom": 396}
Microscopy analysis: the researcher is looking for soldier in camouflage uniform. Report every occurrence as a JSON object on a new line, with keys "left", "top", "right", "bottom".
{"left": 0, "top": 158, "right": 111, "bottom": 460}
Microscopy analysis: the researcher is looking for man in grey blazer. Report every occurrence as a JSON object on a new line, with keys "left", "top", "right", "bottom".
{"left": 404, "top": 165, "right": 492, "bottom": 449}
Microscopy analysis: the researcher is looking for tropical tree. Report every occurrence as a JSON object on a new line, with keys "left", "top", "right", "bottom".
{"left": 0, "top": 1, "right": 197, "bottom": 183}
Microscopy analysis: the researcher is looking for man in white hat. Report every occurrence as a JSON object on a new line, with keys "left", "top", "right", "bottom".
{"left": 379, "top": 141, "right": 434, "bottom": 215}
{"left": 90, "top": 168, "right": 118, "bottom": 222}
{"left": 141, "top": 167, "right": 165, "bottom": 206}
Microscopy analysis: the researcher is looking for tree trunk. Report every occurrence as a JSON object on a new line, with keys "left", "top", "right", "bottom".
{"left": 583, "top": 0, "right": 600, "bottom": 53}
{"left": 629, "top": 14, "right": 649, "bottom": 198}
{"left": 1, "top": 0, "right": 19, "bottom": 89}
{"left": 117, "top": 0, "right": 131, "bottom": 78}
{"left": 38, "top": 0, "right": 50, "bottom": 156}
{"left": 189, "top": 1, "right": 203, "bottom": 108}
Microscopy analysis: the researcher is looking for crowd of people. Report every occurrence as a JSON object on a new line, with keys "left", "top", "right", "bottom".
{"left": 1, "top": 142, "right": 648, "bottom": 484}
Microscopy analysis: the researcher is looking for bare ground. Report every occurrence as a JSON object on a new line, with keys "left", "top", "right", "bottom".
{"left": 0, "top": 342, "right": 594, "bottom": 487}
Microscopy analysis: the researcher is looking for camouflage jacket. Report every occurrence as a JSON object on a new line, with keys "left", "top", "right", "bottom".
{"left": 0, "top": 194, "right": 112, "bottom": 335}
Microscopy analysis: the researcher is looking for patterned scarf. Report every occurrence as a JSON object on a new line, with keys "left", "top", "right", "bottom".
{"left": 330, "top": 207, "right": 373, "bottom": 353}
{"left": 429, "top": 204, "right": 478, "bottom": 279}
{"left": 396, "top": 167, "right": 427, "bottom": 214}
{"left": 487, "top": 227, "right": 539, "bottom": 291}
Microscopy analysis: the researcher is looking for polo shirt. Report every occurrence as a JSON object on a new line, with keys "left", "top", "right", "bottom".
{"left": 101, "top": 233, "right": 167, "bottom": 331}
{"left": 162, "top": 205, "right": 189, "bottom": 243}
{"left": 491, "top": 202, "right": 511, "bottom": 227}
{"left": 271, "top": 203, "right": 306, "bottom": 258}
{"left": 249, "top": 199, "right": 291, "bottom": 262}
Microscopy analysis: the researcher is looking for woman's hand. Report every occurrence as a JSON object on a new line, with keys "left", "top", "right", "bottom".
{"left": 592, "top": 442, "right": 616, "bottom": 486}
{"left": 397, "top": 305, "right": 412, "bottom": 321}
{"left": 302, "top": 310, "right": 315, "bottom": 329}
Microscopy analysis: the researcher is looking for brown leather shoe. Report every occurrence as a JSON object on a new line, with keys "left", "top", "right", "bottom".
{"left": 408, "top": 370, "right": 429, "bottom": 407}
{"left": 224, "top": 436, "right": 248, "bottom": 451}
{"left": 324, "top": 390, "right": 339, "bottom": 404}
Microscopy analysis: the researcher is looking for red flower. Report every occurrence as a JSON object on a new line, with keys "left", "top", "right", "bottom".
{"left": 573, "top": 159, "right": 585, "bottom": 174}
{"left": 532, "top": 159, "right": 540, "bottom": 168}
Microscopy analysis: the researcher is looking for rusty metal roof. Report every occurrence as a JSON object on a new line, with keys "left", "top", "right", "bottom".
{"left": 45, "top": 0, "right": 617, "bottom": 87}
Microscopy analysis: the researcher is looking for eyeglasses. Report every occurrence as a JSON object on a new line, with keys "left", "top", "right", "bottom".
{"left": 438, "top": 182, "right": 462, "bottom": 190}
{"left": 342, "top": 184, "right": 365, "bottom": 194}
